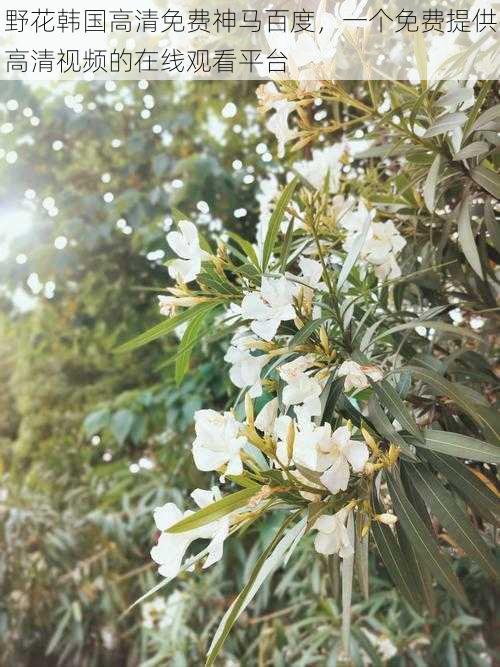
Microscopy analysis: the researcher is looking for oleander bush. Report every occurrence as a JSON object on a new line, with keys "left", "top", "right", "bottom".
{"left": 0, "top": 78, "right": 498, "bottom": 666}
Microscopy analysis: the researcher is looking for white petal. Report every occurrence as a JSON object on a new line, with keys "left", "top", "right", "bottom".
{"left": 190, "top": 488, "right": 215, "bottom": 509}
{"left": 153, "top": 503, "right": 183, "bottom": 531}
{"left": 203, "top": 519, "right": 230, "bottom": 569}
{"left": 192, "top": 443, "right": 228, "bottom": 471}
{"left": 225, "top": 454, "right": 243, "bottom": 476}
{"left": 255, "top": 397, "right": 278, "bottom": 435}
{"left": 320, "top": 457, "right": 350, "bottom": 494}
{"left": 345, "top": 440, "right": 369, "bottom": 472}
{"left": 251, "top": 317, "right": 280, "bottom": 341}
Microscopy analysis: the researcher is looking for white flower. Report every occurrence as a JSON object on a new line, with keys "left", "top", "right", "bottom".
{"left": 150, "top": 503, "right": 212, "bottom": 579}
{"left": 279, "top": 354, "right": 323, "bottom": 421}
{"left": 293, "top": 144, "right": 346, "bottom": 191}
{"left": 362, "top": 221, "right": 406, "bottom": 269}
{"left": 265, "top": 99, "right": 298, "bottom": 158}
{"left": 256, "top": 173, "right": 280, "bottom": 241}
{"left": 337, "top": 360, "right": 383, "bottom": 392}
{"left": 278, "top": 354, "right": 316, "bottom": 383}
{"left": 224, "top": 332, "right": 269, "bottom": 398}
{"left": 362, "top": 629, "right": 398, "bottom": 661}
{"left": 166, "top": 220, "right": 204, "bottom": 283}
{"left": 190, "top": 487, "right": 230, "bottom": 569}
{"left": 283, "top": 373, "right": 323, "bottom": 420}
{"left": 157, "top": 294, "right": 203, "bottom": 317}
{"left": 192, "top": 409, "right": 246, "bottom": 475}
{"left": 312, "top": 506, "right": 354, "bottom": 558}
{"left": 292, "top": 418, "right": 334, "bottom": 471}
{"left": 297, "top": 256, "right": 326, "bottom": 318}
{"left": 254, "top": 397, "right": 279, "bottom": 435}
{"left": 241, "top": 276, "right": 296, "bottom": 341}
{"left": 318, "top": 426, "right": 369, "bottom": 494}
{"left": 151, "top": 487, "right": 230, "bottom": 579}
{"left": 341, "top": 201, "right": 374, "bottom": 245}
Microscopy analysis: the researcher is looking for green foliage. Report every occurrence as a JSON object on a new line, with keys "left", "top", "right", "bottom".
{"left": 0, "top": 77, "right": 498, "bottom": 666}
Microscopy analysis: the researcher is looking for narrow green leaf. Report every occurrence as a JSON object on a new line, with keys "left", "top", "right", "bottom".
{"left": 279, "top": 218, "right": 295, "bottom": 273}
{"left": 423, "top": 154, "right": 441, "bottom": 212}
{"left": 367, "top": 396, "right": 418, "bottom": 460}
{"left": 262, "top": 177, "right": 298, "bottom": 271}
{"left": 454, "top": 141, "right": 490, "bottom": 161}
{"left": 406, "top": 366, "right": 500, "bottom": 445}
{"left": 175, "top": 302, "right": 217, "bottom": 384}
{"left": 485, "top": 199, "right": 500, "bottom": 254}
{"left": 423, "top": 112, "right": 467, "bottom": 138}
{"left": 371, "top": 379, "right": 422, "bottom": 441}
{"left": 457, "top": 195, "right": 483, "bottom": 279}
{"left": 424, "top": 452, "right": 500, "bottom": 523}
{"left": 115, "top": 301, "right": 222, "bottom": 353}
{"left": 409, "top": 463, "right": 499, "bottom": 580}
{"left": 387, "top": 472, "right": 469, "bottom": 608}
{"left": 226, "top": 231, "right": 259, "bottom": 268}
{"left": 371, "top": 494, "right": 422, "bottom": 612}
{"left": 372, "top": 319, "right": 482, "bottom": 344}
{"left": 341, "top": 511, "right": 355, "bottom": 658}
{"left": 206, "top": 514, "right": 305, "bottom": 666}
{"left": 471, "top": 164, "right": 500, "bottom": 199}
{"left": 355, "top": 520, "right": 369, "bottom": 600}
{"left": 399, "top": 470, "right": 437, "bottom": 614}
{"left": 168, "top": 488, "right": 257, "bottom": 533}
{"left": 471, "top": 103, "right": 500, "bottom": 132}
{"left": 291, "top": 315, "right": 330, "bottom": 347}
{"left": 412, "top": 429, "right": 500, "bottom": 464}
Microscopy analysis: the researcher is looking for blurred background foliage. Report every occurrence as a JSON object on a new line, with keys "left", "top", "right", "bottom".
{"left": 0, "top": 80, "right": 497, "bottom": 666}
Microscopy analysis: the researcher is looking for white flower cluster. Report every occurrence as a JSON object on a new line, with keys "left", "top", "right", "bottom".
{"left": 150, "top": 208, "right": 392, "bottom": 579}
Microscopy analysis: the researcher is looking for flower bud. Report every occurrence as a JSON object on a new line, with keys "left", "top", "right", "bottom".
{"left": 286, "top": 419, "right": 295, "bottom": 464}
{"left": 376, "top": 512, "right": 398, "bottom": 526}
{"left": 245, "top": 393, "right": 254, "bottom": 427}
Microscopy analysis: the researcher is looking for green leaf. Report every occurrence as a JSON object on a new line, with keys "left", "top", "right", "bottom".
{"left": 370, "top": 379, "right": 422, "bottom": 441}
{"left": 387, "top": 472, "right": 469, "bottom": 607}
{"left": 424, "top": 452, "right": 500, "bottom": 523}
{"left": 423, "top": 112, "right": 467, "bottom": 138}
{"left": 454, "top": 141, "right": 490, "bottom": 161}
{"left": 175, "top": 302, "right": 218, "bottom": 384}
{"left": 423, "top": 154, "right": 441, "bottom": 212}
{"left": 337, "top": 208, "right": 371, "bottom": 291}
{"left": 279, "top": 217, "right": 295, "bottom": 273}
{"left": 168, "top": 488, "right": 257, "bottom": 533}
{"left": 471, "top": 103, "right": 500, "bottom": 132}
{"left": 371, "top": 493, "right": 422, "bottom": 612}
{"left": 114, "top": 300, "right": 223, "bottom": 353}
{"left": 485, "top": 199, "right": 500, "bottom": 254}
{"left": 262, "top": 176, "right": 298, "bottom": 271}
{"left": 406, "top": 366, "right": 500, "bottom": 445}
{"left": 456, "top": 195, "right": 483, "bottom": 279}
{"left": 83, "top": 408, "right": 110, "bottom": 437}
{"left": 226, "top": 231, "right": 259, "bottom": 268}
{"left": 408, "top": 463, "right": 499, "bottom": 580}
{"left": 110, "top": 409, "right": 135, "bottom": 446}
{"left": 412, "top": 429, "right": 500, "bottom": 464}
{"left": 471, "top": 164, "right": 500, "bottom": 199}
{"left": 291, "top": 315, "right": 330, "bottom": 347}
{"left": 367, "top": 396, "right": 418, "bottom": 460}
{"left": 399, "top": 471, "right": 437, "bottom": 614}
{"left": 372, "top": 319, "right": 482, "bottom": 344}
{"left": 206, "top": 514, "right": 305, "bottom": 666}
